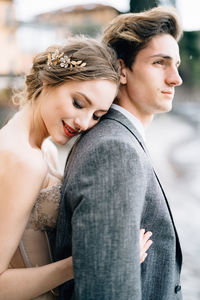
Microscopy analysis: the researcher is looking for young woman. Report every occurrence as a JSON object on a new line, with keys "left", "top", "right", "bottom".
{"left": 0, "top": 37, "right": 152, "bottom": 299}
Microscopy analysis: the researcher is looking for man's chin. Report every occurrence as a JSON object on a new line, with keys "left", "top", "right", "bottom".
{"left": 158, "top": 102, "right": 173, "bottom": 113}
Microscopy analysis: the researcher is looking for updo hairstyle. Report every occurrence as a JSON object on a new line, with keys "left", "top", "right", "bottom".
{"left": 16, "top": 36, "right": 120, "bottom": 106}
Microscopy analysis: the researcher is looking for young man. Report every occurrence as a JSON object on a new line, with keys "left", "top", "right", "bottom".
{"left": 55, "top": 6, "right": 183, "bottom": 299}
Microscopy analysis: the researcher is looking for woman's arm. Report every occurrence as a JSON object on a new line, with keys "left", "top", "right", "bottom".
{"left": 0, "top": 149, "right": 73, "bottom": 300}
{"left": 0, "top": 258, "right": 73, "bottom": 300}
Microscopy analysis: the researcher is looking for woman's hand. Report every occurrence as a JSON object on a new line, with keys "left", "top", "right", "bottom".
{"left": 140, "top": 229, "right": 153, "bottom": 263}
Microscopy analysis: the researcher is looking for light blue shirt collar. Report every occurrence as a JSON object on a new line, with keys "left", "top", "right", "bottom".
{"left": 111, "top": 104, "right": 146, "bottom": 141}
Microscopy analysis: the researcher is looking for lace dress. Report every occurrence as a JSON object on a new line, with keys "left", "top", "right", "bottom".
{"left": 9, "top": 145, "right": 63, "bottom": 300}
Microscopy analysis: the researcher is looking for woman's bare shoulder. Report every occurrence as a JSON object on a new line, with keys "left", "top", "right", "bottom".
{"left": 0, "top": 136, "right": 47, "bottom": 181}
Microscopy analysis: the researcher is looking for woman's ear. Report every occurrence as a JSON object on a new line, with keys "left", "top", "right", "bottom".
{"left": 118, "top": 59, "right": 127, "bottom": 85}
{"left": 41, "top": 81, "right": 50, "bottom": 96}
{"left": 42, "top": 80, "right": 48, "bottom": 86}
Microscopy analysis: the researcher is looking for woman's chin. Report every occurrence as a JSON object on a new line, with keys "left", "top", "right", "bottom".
{"left": 51, "top": 135, "right": 69, "bottom": 146}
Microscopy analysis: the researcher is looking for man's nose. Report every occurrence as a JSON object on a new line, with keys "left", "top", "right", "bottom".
{"left": 166, "top": 67, "right": 183, "bottom": 87}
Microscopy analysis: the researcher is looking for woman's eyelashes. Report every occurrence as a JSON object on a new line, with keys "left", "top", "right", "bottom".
{"left": 73, "top": 98, "right": 83, "bottom": 109}
{"left": 93, "top": 114, "right": 100, "bottom": 121}
{"left": 73, "top": 97, "right": 103, "bottom": 122}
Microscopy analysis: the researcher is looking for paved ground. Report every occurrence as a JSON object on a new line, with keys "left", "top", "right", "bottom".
{"left": 57, "top": 113, "right": 200, "bottom": 300}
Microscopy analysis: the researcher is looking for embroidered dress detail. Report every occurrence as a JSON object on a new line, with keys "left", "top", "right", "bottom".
{"left": 27, "top": 183, "right": 61, "bottom": 231}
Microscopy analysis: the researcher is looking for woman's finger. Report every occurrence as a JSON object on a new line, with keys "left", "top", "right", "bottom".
{"left": 140, "top": 230, "right": 152, "bottom": 249}
{"left": 140, "top": 229, "right": 153, "bottom": 263}
{"left": 140, "top": 252, "right": 148, "bottom": 263}
{"left": 143, "top": 231, "right": 152, "bottom": 245}
{"left": 139, "top": 229, "right": 145, "bottom": 245}
{"left": 142, "top": 239, "right": 153, "bottom": 254}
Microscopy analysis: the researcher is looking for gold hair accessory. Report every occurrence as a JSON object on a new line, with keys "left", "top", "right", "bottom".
{"left": 47, "top": 49, "right": 87, "bottom": 69}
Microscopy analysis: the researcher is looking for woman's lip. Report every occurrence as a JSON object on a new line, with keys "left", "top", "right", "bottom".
{"left": 63, "top": 123, "right": 76, "bottom": 137}
{"left": 63, "top": 121, "right": 78, "bottom": 133}
{"left": 62, "top": 121, "right": 79, "bottom": 137}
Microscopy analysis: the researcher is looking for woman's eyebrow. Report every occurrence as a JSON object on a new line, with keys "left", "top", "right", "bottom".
{"left": 76, "top": 92, "right": 92, "bottom": 105}
{"left": 76, "top": 92, "right": 108, "bottom": 112}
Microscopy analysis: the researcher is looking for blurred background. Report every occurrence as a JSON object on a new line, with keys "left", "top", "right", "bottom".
{"left": 0, "top": 0, "right": 200, "bottom": 299}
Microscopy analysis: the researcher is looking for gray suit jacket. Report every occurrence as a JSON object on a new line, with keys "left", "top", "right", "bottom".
{"left": 55, "top": 108, "right": 182, "bottom": 299}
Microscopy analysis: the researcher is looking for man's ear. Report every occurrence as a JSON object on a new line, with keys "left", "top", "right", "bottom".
{"left": 118, "top": 59, "right": 127, "bottom": 85}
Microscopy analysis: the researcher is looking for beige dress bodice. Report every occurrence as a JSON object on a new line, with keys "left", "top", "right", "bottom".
{"left": 9, "top": 143, "right": 63, "bottom": 300}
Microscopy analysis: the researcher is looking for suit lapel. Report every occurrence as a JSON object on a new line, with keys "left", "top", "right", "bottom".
{"left": 104, "top": 108, "right": 182, "bottom": 264}
{"left": 103, "top": 108, "right": 147, "bottom": 152}
{"left": 104, "top": 108, "right": 174, "bottom": 205}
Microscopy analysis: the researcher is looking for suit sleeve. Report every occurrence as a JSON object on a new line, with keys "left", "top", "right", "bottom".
{"left": 67, "top": 138, "right": 146, "bottom": 299}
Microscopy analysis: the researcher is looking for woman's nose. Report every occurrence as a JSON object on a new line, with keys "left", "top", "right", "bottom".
{"left": 74, "top": 116, "right": 91, "bottom": 132}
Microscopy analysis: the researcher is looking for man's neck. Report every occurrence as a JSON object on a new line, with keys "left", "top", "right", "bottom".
{"left": 114, "top": 99, "right": 153, "bottom": 129}
{"left": 111, "top": 103, "right": 146, "bottom": 141}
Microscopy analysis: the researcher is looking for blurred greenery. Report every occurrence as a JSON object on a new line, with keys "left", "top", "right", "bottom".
{"left": 130, "top": 0, "right": 175, "bottom": 12}
{"left": 179, "top": 31, "right": 200, "bottom": 88}
{"left": 130, "top": 0, "right": 159, "bottom": 12}
{"left": 0, "top": 88, "right": 16, "bottom": 128}
{"left": 0, "top": 88, "right": 13, "bottom": 106}
{"left": 70, "top": 22, "right": 102, "bottom": 37}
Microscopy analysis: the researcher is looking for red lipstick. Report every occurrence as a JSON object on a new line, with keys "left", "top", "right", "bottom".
{"left": 62, "top": 121, "right": 79, "bottom": 137}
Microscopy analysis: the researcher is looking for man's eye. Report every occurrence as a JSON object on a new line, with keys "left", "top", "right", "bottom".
{"left": 73, "top": 98, "right": 83, "bottom": 109}
{"left": 155, "top": 60, "right": 163, "bottom": 65}
{"left": 93, "top": 114, "right": 100, "bottom": 121}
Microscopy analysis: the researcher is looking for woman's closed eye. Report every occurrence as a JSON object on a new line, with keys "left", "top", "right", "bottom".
{"left": 93, "top": 114, "right": 101, "bottom": 121}
{"left": 73, "top": 98, "right": 83, "bottom": 109}
{"left": 73, "top": 96, "right": 106, "bottom": 122}
{"left": 93, "top": 111, "right": 108, "bottom": 121}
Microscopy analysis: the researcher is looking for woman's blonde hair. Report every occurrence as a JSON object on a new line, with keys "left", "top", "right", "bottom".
{"left": 14, "top": 36, "right": 120, "bottom": 106}
{"left": 102, "top": 6, "right": 182, "bottom": 69}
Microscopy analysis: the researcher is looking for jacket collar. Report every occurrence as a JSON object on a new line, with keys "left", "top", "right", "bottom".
{"left": 103, "top": 108, "right": 147, "bottom": 153}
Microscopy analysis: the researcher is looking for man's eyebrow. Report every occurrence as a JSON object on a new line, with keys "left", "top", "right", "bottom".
{"left": 150, "top": 54, "right": 181, "bottom": 65}
{"left": 76, "top": 92, "right": 107, "bottom": 112}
